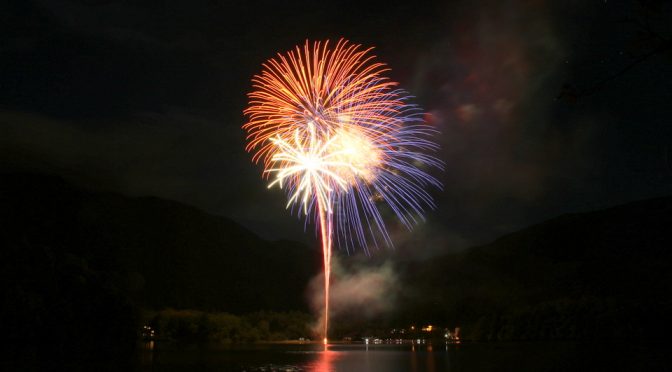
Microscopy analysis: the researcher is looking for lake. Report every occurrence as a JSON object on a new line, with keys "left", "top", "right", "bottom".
{"left": 133, "top": 341, "right": 668, "bottom": 371}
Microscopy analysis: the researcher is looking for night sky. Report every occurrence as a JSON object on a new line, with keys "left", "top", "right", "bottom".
{"left": 2, "top": 0, "right": 671, "bottom": 257}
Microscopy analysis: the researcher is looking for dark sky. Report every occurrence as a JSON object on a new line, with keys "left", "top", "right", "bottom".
{"left": 2, "top": 0, "right": 671, "bottom": 257}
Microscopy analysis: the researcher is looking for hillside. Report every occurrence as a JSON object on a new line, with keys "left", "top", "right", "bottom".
{"left": 401, "top": 196, "right": 672, "bottom": 340}
{"left": 3, "top": 172, "right": 672, "bottom": 345}
{"left": 0, "top": 173, "right": 320, "bottom": 313}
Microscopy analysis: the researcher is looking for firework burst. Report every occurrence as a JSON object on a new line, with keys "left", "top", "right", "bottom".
{"left": 243, "top": 39, "right": 442, "bottom": 343}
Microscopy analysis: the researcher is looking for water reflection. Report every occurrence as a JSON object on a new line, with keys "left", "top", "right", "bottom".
{"left": 309, "top": 346, "right": 340, "bottom": 372}
{"left": 132, "top": 341, "right": 667, "bottom": 372}
{"left": 426, "top": 344, "right": 436, "bottom": 372}
{"left": 410, "top": 344, "right": 418, "bottom": 371}
{"left": 140, "top": 341, "right": 154, "bottom": 365}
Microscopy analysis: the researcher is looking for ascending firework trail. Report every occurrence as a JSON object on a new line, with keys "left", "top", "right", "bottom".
{"left": 243, "top": 39, "right": 442, "bottom": 344}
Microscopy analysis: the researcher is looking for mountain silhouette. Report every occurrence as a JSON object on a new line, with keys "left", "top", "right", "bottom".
{"left": 400, "top": 196, "right": 672, "bottom": 340}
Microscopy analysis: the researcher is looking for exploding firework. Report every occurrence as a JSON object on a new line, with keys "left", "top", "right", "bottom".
{"left": 243, "top": 39, "right": 442, "bottom": 343}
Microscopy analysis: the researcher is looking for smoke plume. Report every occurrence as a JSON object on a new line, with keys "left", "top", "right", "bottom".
{"left": 307, "top": 256, "right": 398, "bottom": 337}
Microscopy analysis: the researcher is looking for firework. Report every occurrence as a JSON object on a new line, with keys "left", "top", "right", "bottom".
{"left": 243, "top": 39, "right": 442, "bottom": 343}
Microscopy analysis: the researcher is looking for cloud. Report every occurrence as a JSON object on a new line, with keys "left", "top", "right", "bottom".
{"left": 416, "top": 0, "right": 566, "bottom": 200}
{"left": 0, "top": 108, "right": 300, "bottom": 236}
{"left": 403, "top": 0, "right": 607, "bottom": 244}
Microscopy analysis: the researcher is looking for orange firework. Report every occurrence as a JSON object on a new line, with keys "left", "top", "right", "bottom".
{"left": 243, "top": 39, "right": 442, "bottom": 344}
{"left": 244, "top": 39, "right": 404, "bottom": 167}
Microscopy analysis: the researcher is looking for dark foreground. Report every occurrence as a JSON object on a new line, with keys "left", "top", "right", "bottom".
{"left": 7, "top": 341, "right": 667, "bottom": 372}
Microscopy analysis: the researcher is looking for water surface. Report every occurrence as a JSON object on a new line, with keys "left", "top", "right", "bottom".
{"left": 136, "top": 341, "right": 667, "bottom": 371}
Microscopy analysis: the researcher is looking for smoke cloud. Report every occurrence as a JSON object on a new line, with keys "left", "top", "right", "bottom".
{"left": 307, "top": 256, "right": 398, "bottom": 336}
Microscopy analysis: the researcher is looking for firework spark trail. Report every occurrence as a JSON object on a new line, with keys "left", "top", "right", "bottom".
{"left": 243, "top": 39, "right": 442, "bottom": 343}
